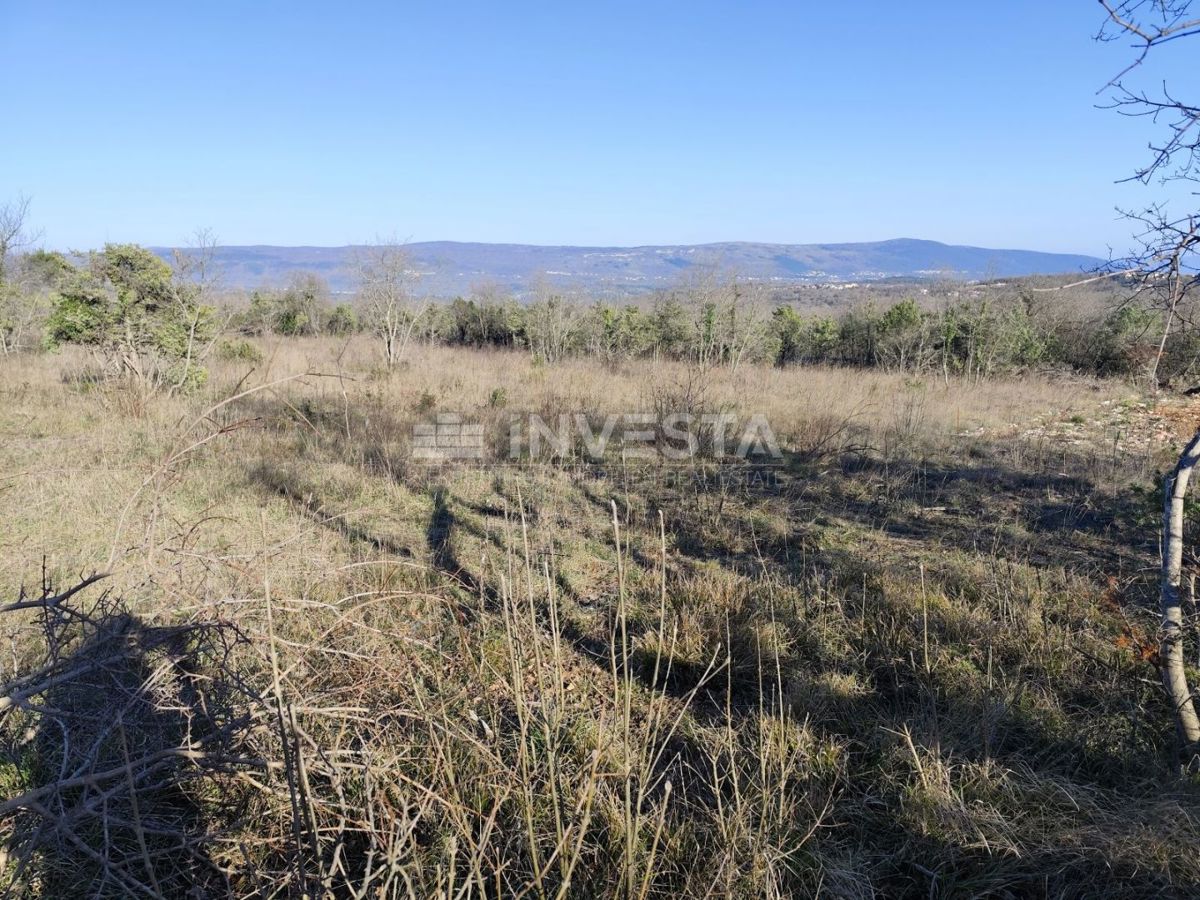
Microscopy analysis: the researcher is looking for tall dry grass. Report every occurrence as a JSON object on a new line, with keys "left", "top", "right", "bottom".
{"left": 1, "top": 338, "right": 1195, "bottom": 897}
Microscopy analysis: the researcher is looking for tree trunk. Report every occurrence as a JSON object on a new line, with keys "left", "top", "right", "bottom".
{"left": 1161, "top": 428, "right": 1200, "bottom": 750}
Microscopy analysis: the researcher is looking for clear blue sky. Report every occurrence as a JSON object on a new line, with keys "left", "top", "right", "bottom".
{"left": 1, "top": 1, "right": 1191, "bottom": 255}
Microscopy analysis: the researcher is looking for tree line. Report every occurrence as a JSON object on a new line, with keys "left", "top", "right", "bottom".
{"left": 1, "top": 226, "right": 1195, "bottom": 390}
{"left": 230, "top": 266, "right": 1190, "bottom": 384}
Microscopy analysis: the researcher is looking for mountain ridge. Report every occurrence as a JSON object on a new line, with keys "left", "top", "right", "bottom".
{"left": 159, "top": 238, "right": 1104, "bottom": 295}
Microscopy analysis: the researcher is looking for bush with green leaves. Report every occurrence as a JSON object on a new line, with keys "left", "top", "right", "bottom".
{"left": 45, "top": 243, "right": 216, "bottom": 391}
{"left": 216, "top": 338, "right": 265, "bottom": 363}
{"left": 325, "top": 302, "right": 359, "bottom": 335}
{"left": 241, "top": 274, "right": 329, "bottom": 337}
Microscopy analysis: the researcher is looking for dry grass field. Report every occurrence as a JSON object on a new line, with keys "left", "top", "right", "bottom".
{"left": 3, "top": 337, "right": 1200, "bottom": 897}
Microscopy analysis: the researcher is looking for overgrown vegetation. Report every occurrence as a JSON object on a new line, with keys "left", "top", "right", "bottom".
{"left": 3, "top": 233, "right": 1194, "bottom": 387}
{"left": 223, "top": 272, "right": 1191, "bottom": 381}
{"left": 2, "top": 336, "right": 1200, "bottom": 896}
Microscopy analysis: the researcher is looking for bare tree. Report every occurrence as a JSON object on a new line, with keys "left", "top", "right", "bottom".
{"left": 670, "top": 268, "right": 770, "bottom": 371}
{"left": 1160, "top": 431, "right": 1200, "bottom": 747}
{"left": 0, "top": 194, "right": 35, "bottom": 286}
{"left": 356, "top": 241, "right": 427, "bottom": 369}
{"left": 1100, "top": 1, "right": 1200, "bottom": 753}
{"left": 724, "top": 280, "right": 772, "bottom": 374}
{"left": 1098, "top": 2, "right": 1200, "bottom": 184}
{"left": 1099, "top": 2, "right": 1200, "bottom": 388}
{"left": 1113, "top": 209, "right": 1199, "bottom": 386}
{"left": 525, "top": 275, "right": 580, "bottom": 363}
{"left": 169, "top": 228, "right": 227, "bottom": 390}
{"left": 0, "top": 195, "right": 43, "bottom": 353}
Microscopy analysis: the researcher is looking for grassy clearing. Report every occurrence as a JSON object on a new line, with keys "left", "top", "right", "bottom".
{"left": 2, "top": 338, "right": 1199, "bottom": 897}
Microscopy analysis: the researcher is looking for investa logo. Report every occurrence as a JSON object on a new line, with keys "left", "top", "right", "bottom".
{"left": 508, "top": 413, "right": 781, "bottom": 462}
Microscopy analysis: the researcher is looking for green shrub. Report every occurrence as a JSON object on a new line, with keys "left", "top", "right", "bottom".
{"left": 45, "top": 243, "right": 216, "bottom": 393}
{"left": 326, "top": 303, "right": 359, "bottom": 335}
{"left": 217, "top": 338, "right": 264, "bottom": 363}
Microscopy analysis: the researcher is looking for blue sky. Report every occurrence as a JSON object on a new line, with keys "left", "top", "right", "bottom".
{"left": 1, "top": 1, "right": 1191, "bottom": 255}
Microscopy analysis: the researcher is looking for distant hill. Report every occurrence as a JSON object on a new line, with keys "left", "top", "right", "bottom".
{"left": 161, "top": 238, "right": 1104, "bottom": 296}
